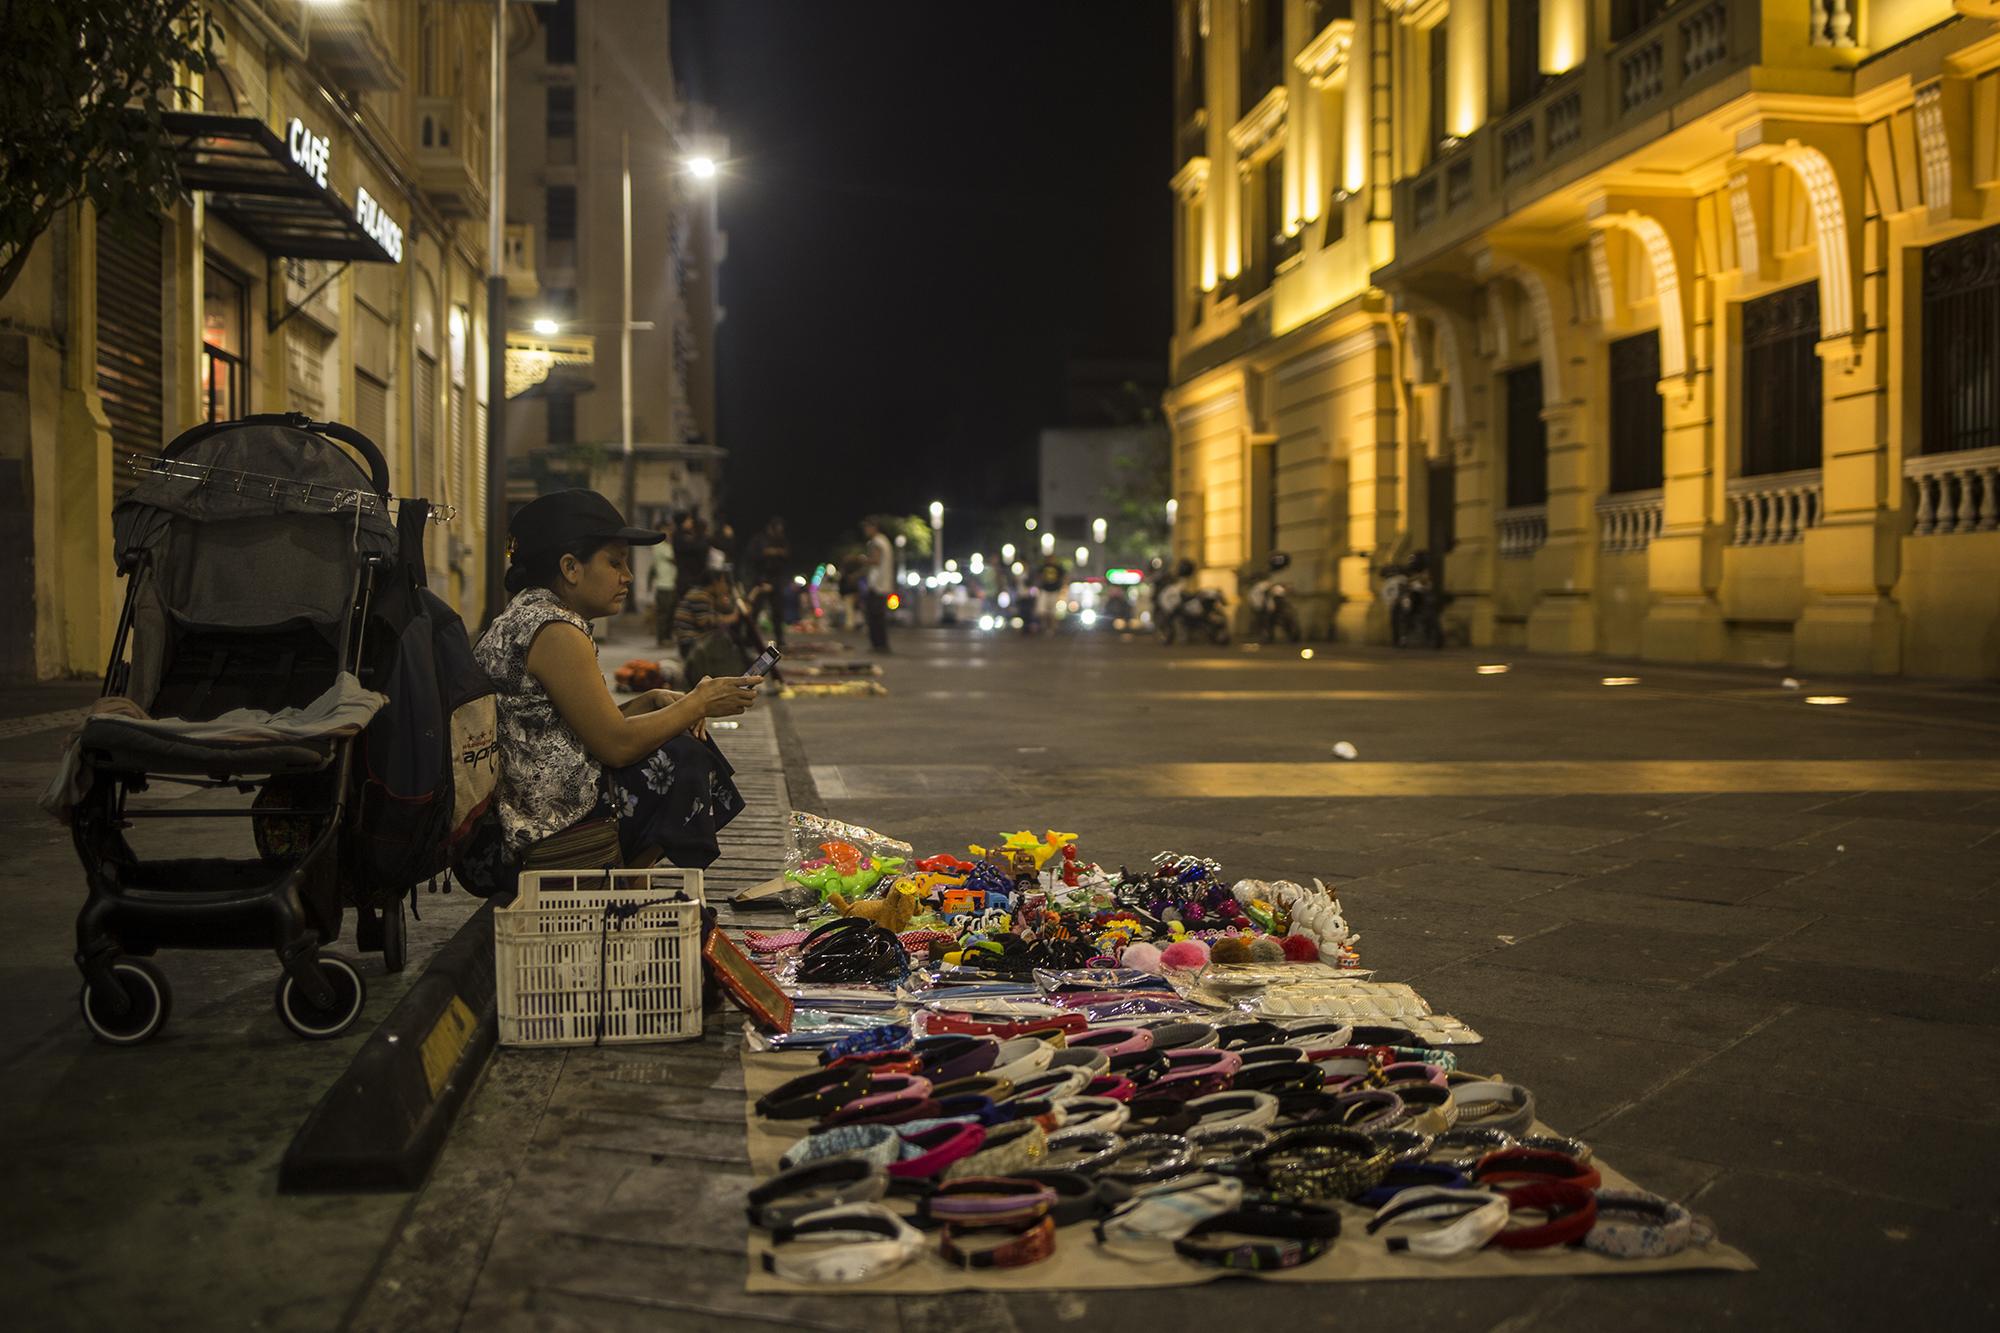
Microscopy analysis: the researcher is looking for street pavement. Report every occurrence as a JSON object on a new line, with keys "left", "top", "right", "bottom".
{"left": 5, "top": 621, "right": 1999, "bottom": 1329}
{"left": 769, "top": 627, "right": 2000, "bottom": 1330}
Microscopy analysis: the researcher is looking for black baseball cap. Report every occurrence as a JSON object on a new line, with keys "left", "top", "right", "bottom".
{"left": 508, "top": 489, "right": 664, "bottom": 556}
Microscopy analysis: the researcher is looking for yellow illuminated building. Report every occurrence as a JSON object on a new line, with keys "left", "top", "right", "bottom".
{"left": 0, "top": 1, "right": 511, "bottom": 682}
{"left": 1167, "top": 0, "right": 2000, "bottom": 678}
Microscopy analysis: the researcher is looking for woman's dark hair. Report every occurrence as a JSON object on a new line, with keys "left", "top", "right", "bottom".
{"left": 504, "top": 536, "right": 616, "bottom": 596}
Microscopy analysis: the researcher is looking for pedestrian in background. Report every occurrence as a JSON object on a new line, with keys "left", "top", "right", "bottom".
{"left": 748, "top": 516, "right": 791, "bottom": 648}
{"left": 650, "top": 521, "right": 679, "bottom": 646}
{"left": 861, "top": 517, "right": 894, "bottom": 654}
{"left": 675, "top": 563, "right": 745, "bottom": 683}
{"left": 672, "top": 513, "right": 707, "bottom": 594}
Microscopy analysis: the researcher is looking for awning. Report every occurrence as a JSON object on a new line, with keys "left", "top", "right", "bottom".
{"left": 160, "top": 112, "right": 401, "bottom": 264}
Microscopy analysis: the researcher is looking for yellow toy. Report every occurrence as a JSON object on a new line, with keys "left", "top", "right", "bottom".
{"left": 968, "top": 830, "right": 1079, "bottom": 872}
{"left": 826, "top": 878, "right": 924, "bottom": 932}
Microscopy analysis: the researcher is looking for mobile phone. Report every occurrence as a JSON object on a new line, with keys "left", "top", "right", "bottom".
{"left": 746, "top": 643, "right": 784, "bottom": 677}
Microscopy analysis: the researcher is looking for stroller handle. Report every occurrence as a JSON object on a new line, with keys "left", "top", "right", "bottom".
{"left": 161, "top": 413, "right": 393, "bottom": 502}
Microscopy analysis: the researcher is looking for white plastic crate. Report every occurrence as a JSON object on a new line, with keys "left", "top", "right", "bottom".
{"left": 494, "top": 867, "right": 706, "bottom": 1047}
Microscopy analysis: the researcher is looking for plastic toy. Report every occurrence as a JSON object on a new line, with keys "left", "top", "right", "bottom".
{"left": 826, "top": 878, "right": 924, "bottom": 932}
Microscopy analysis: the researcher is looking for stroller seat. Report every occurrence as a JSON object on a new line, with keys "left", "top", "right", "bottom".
{"left": 80, "top": 726, "right": 334, "bottom": 779}
{"left": 49, "top": 672, "right": 386, "bottom": 808}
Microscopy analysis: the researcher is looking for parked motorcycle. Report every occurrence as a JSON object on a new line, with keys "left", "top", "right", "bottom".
{"left": 1379, "top": 552, "right": 1444, "bottom": 649}
{"left": 1156, "top": 560, "right": 1232, "bottom": 645}
{"left": 1246, "top": 551, "right": 1302, "bottom": 644}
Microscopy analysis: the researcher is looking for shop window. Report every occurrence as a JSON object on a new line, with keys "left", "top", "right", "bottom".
{"left": 1427, "top": 23, "right": 1450, "bottom": 164}
{"left": 1607, "top": 330, "right": 1664, "bottom": 493}
{"left": 1739, "top": 282, "right": 1822, "bottom": 477}
{"left": 1503, "top": 363, "right": 1547, "bottom": 508}
{"left": 1508, "top": 0, "right": 1543, "bottom": 109}
{"left": 1920, "top": 221, "right": 2000, "bottom": 455}
{"left": 202, "top": 260, "right": 247, "bottom": 423}
{"left": 1611, "top": 0, "right": 1672, "bottom": 41}
{"left": 546, "top": 85, "right": 576, "bottom": 166}
{"left": 547, "top": 391, "right": 576, "bottom": 446}
{"left": 545, "top": 0, "right": 576, "bottom": 65}
{"left": 1427, "top": 457, "right": 1457, "bottom": 556}
{"left": 546, "top": 184, "right": 577, "bottom": 270}
{"left": 1238, "top": 0, "right": 1285, "bottom": 107}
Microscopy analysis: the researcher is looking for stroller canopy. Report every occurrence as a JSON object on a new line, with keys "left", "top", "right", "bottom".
{"left": 114, "top": 420, "right": 398, "bottom": 575}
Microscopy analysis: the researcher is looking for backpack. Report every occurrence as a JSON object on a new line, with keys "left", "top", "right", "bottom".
{"left": 348, "top": 499, "right": 499, "bottom": 899}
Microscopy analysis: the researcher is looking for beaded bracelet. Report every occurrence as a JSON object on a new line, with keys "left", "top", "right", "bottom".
{"left": 1100, "top": 1132, "right": 1196, "bottom": 1183}
{"left": 1581, "top": 1188, "right": 1715, "bottom": 1259}
{"left": 1041, "top": 1127, "right": 1127, "bottom": 1175}
{"left": 1427, "top": 1125, "right": 1517, "bottom": 1169}
{"left": 1256, "top": 1126, "right": 1392, "bottom": 1202}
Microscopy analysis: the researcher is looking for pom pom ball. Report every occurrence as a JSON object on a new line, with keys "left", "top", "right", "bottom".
{"left": 1208, "top": 935, "right": 1256, "bottom": 965}
{"left": 1121, "top": 941, "right": 1164, "bottom": 974}
{"left": 1248, "top": 936, "right": 1287, "bottom": 964}
{"left": 1280, "top": 934, "right": 1321, "bottom": 963}
{"left": 1159, "top": 939, "right": 1211, "bottom": 970}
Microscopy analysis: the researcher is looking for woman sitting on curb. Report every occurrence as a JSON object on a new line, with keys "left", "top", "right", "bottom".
{"left": 456, "top": 489, "right": 760, "bottom": 899}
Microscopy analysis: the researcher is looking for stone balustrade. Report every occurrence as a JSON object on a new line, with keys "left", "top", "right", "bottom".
{"left": 1597, "top": 489, "right": 1665, "bottom": 553}
{"left": 1907, "top": 445, "right": 2000, "bottom": 535}
{"left": 1497, "top": 504, "right": 1549, "bottom": 559}
{"left": 1727, "top": 469, "right": 1823, "bottom": 545}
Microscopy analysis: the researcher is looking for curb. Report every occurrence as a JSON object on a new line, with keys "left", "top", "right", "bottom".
{"left": 279, "top": 901, "right": 497, "bottom": 1193}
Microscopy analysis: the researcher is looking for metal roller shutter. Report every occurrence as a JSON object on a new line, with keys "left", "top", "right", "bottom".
{"left": 449, "top": 382, "right": 466, "bottom": 512}
{"left": 355, "top": 370, "right": 389, "bottom": 461}
{"left": 415, "top": 351, "right": 438, "bottom": 501}
{"left": 95, "top": 216, "right": 164, "bottom": 494}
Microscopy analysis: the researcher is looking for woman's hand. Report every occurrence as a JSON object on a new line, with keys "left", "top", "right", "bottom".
{"left": 622, "top": 688, "right": 710, "bottom": 737}
{"left": 692, "top": 674, "right": 760, "bottom": 718}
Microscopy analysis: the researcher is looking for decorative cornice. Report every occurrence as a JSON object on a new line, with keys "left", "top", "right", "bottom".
{"left": 1228, "top": 86, "right": 1288, "bottom": 163}
{"left": 1386, "top": 0, "right": 1449, "bottom": 28}
{"left": 1294, "top": 19, "right": 1355, "bottom": 88}
{"left": 1274, "top": 323, "right": 1392, "bottom": 383}
{"left": 1171, "top": 156, "right": 1212, "bottom": 198}
{"left": 1174, "top": 390, "right": 1243, "bottom": 428}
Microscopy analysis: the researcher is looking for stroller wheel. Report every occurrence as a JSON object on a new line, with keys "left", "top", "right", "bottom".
{"left": 275, "top": 956, "right": 368, "bottom": 1040}
{"left": 80, "top": 958, "right": 172, "bottom": 1046}
{"left": 382, "top": 897, "right": 408, "bottom": 974}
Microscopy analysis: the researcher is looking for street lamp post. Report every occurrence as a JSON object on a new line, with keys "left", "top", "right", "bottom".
{"left": 928, "top": 500, "right": 944, "bottom": 624}
{"left": 620, "top": 130, "right": 636, "bottom": 532}
{"left": 483, "top": 0, "right": 508, "bottom": 626}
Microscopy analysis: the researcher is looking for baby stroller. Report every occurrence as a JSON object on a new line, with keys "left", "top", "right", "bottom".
{"left": 59, "top": 415, "right": 413, "bottom": 1043}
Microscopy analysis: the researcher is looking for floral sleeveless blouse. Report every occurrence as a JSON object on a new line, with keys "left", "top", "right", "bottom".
{"left": 474, "top": 588, "right": 608, "bottom": 852}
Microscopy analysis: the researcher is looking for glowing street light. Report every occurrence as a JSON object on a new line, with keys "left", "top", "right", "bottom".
{"left": 686, "top": 155, "right": 718, "bottom": 179}
{"left": 1092, "top": 517, "right": 1107, "bottom": 544}
{"left": 1025, "top": 517, "right": 1038, "bottom": 532}
{"left": 1075, "top": 545, "right": 1090, "bottom": 566}
{"left": 531, "top": 317, "right": 559, "bottom": 336}
{"left": 1040, "top": 532, "right": 1055, "bottom": 556}
{"left": 1001, "top": 543, "right": 1016, "bottom": 563}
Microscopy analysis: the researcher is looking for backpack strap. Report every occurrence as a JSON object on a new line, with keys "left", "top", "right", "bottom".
{"left": 396, "top": 497, "right": 432, "bottom": 588}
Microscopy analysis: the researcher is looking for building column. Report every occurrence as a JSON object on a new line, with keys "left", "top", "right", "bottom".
{"left": 1796, "top": 335, "right": 1900, "bottom": 672}
{"left": 1642, "top": 368, "right": 1727, "bottom": 660}
{"left": 1334, "top": 317, "right": 1403, "bottom": 642}
{"left": 1527, "top": 395, "right": 1598, "bottom": 654}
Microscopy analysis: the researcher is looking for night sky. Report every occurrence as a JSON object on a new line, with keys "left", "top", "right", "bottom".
{"left": 675, "top": 0, "right": 1172, "bottom": 562}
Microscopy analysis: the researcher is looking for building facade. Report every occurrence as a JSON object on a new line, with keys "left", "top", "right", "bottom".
{"left": 0, "top": 0, "right": 504, "bottom": 682}
{"left": 1166, "top": 0, "right": 2000, "bottom": 678}
{"left": 502, "top": 0, "right": 727, "bottom": 529}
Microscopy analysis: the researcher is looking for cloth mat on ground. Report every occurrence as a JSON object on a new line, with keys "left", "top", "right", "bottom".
{"left": 738, "top": 1050, "right": 1754, "bottom": 1294}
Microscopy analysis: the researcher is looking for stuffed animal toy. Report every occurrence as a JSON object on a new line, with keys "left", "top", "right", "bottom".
{"left": 826, "top": 878, "right": 923, "bottom": 932}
